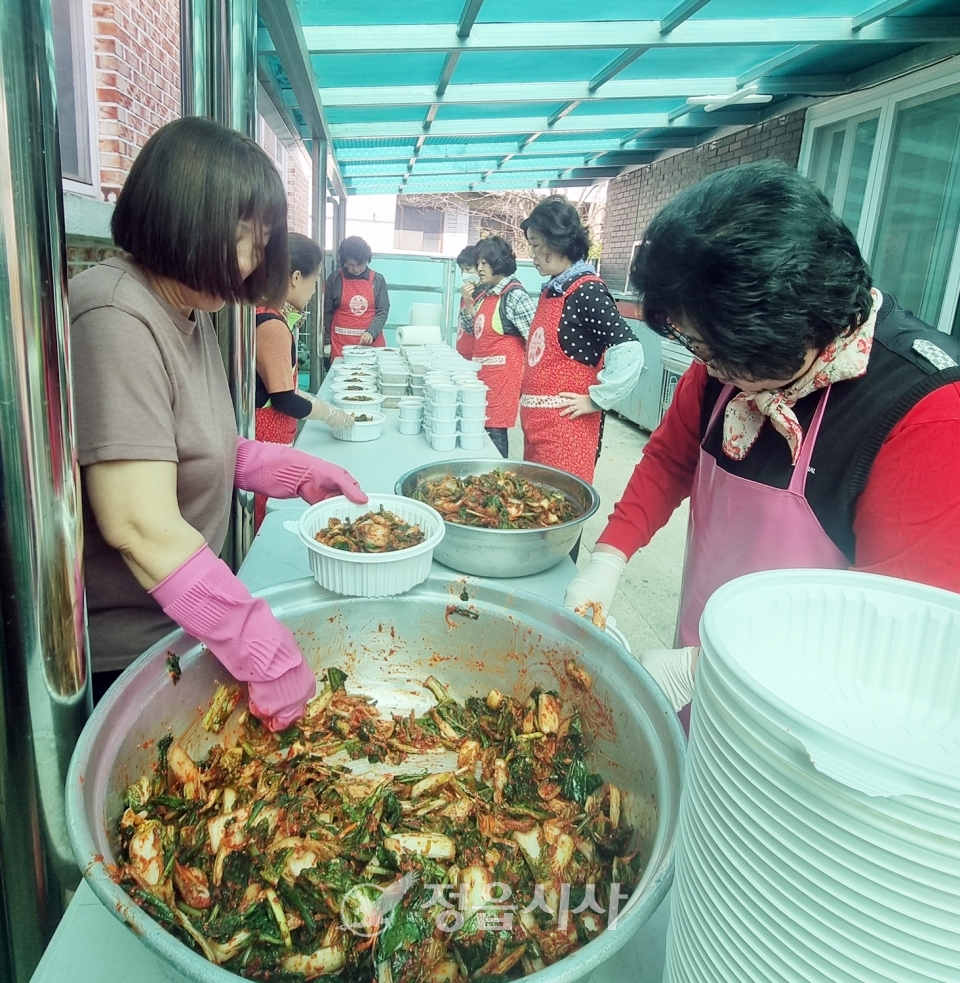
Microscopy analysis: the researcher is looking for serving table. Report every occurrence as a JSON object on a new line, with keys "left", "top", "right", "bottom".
{"left": 32, "top": 363, "right": 672, "bottom": 983}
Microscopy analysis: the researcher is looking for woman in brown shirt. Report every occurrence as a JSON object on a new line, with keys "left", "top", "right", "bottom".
{"left": 70, "top": 117, "right": 366, "bottom": 729}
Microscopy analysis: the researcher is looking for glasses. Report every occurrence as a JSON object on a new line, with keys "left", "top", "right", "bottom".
{"left": 664, "top": 321, "right": 714, "bottom": 362}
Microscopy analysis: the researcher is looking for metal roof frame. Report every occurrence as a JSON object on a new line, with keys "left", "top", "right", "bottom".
{"left": 256, "top": 0, "right": 960, "bottom": 195}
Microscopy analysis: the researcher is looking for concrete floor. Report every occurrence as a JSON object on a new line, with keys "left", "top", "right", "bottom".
{"left": 507, "top": 413, "right": 688, "bottom": 656}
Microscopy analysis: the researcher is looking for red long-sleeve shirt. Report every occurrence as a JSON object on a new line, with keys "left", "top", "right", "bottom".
{"left": 598, "top": 361, "right": 960, "bottom": 595}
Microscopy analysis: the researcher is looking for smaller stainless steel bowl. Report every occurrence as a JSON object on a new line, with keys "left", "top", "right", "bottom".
{"left": 395, "top": 458, "right": 600, "bottom": 577}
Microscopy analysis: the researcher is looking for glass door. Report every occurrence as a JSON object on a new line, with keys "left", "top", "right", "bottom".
{"left": 870, "top": 85, "right": 960, "bottom": 331}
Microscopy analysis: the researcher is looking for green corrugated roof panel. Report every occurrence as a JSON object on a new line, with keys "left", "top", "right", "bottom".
{"left": 254, "top": 0, "right": 960, "bottom": 194}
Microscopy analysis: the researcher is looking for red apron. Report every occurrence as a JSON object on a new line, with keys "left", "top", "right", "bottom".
{"left": 471, "top": 283, "right": 526, "bottom": 429}
{"left": 254, "top": 307, "right": 299, "bottom": 531}
{"left": 677, "top": 383, "right": 848, "bottom": 649}
{"left": 329, "top": 270, "right": 385, "bottom": 359}
{"left": 456, "top": 292, "right": 477, "bottom": 360}
{"left": 520, "top": 276, "right": 604, "bottom": 483}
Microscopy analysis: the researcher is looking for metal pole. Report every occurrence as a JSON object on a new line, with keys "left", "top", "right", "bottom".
{"left": 309, "top": 134, "right": 327, "bottom": 393}
{"left": 183, "top": 0, "right": 258, "bottom": 567}
{"left": 179, "top": 0, "right": 210, "bottom": 117}
{"left": 0, "top": 0, "right": 92, "bottom": 978}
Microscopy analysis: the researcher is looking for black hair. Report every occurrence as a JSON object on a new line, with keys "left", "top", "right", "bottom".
{"left": 520, "top": 195, "right": 591, "bottom": 263}
{"left": 475, "top": 235, "right": 518, "bottom": 276}
{"left": 457, "top": 245, "right": 478, "bottom": 269}
{"left": 288, "top": 233, "right": 323, "bottom": 277}
{"left": 111, "top": 116, "right": 288, "bottom": 306}
{"left": 631, "top": 160, "right": 874, "bottom": 381}
{"left": 339, "top": 236, "right": 373, "bottom": 265}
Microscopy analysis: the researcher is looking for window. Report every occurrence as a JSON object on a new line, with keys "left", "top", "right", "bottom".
{"left": 52, "top": 0, "right": 95, "bottom": 188}
{"left": 801, "top": 60, "right": 960, "bottom": 336}
{"left": 394, "top": 205, "right": 443, "bottom": 252}
{"left": 807, "top": 112, "right": 880, "bottom": 241}
{"left": 870, "top": 86, "right": 960, "bottom": 330}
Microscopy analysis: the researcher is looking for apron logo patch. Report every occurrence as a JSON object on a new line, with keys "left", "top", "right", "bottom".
{"left": 474, "top": 313, "right": 486, "bottom": 338}
{"left": 527, "top": 326, "right": 546, "bottom": 367}
{"left": 913, "top": 338, "right": 958, "bottom": 370}
{"left": 349, "top": 295, "right": 369, "bottom": 315}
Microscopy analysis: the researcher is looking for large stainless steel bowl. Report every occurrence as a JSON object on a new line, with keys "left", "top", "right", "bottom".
{"left": 395, "top": 459, "right": 601, "bottom": 577}
{"left": 67, "top": 575, "right": 684, "bottom": 983}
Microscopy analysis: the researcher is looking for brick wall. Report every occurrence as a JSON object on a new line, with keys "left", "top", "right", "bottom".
{"left": 601, "top": 110, "right": 807, "bottom": 293}
{"left": 92, "top": 0, "right": 181, "bottom": 202}
{"left": 286, "top": 153, "right": 311, "bottom": 235}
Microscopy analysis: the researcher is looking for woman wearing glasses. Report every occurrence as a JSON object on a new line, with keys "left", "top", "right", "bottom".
{"left": 566, "top": 161, "right": 960, "bottom": 720}
{"left": 519, "top": 196, "right": 644, "bottom": 485}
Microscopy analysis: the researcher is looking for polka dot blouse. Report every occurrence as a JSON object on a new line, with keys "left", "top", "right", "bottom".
{"left": 546, "top": 273, "right": 637, "bottom": 367}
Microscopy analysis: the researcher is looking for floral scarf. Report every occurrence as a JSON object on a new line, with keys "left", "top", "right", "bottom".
{"left": 722, "top": 289, "right": 881, "bottom": 465}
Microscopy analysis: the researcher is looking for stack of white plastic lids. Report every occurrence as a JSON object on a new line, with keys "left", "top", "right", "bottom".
{"left": 664, "top": 569, "right": 960, "bottom": 983}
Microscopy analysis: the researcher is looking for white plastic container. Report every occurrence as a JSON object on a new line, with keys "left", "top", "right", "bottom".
{"left": 429, "top": 431, "right": 458, "bottom": 452}
{"left": 398, "top": 404, "right": 423, "bottom": 422}
{"left": 292, "top": 494, "right": 445, "bottom": 598}
{"left": 427, "top": 400, "right": 458, "bottom": 422}
{"left": 330, "top": 382, "right": 377, "bottom": 396}
{"left": 397, "top": 418, "right": 422, "bottom": 435}
{"left": 431, "top": 383, "right": 460, "bottom": 406}
{"left": 330, "top": 411, "right": 385, "bottom": 442}
{"left": 457, "top": 402, "right": 487, "bottom": 422}
{"left": 458, "top": 414, "right": 486, "bottom": 434}
{"left": 334, "top": 392, "right": 386, "bottom": 412}
{"left": 379, "top": 383, "right": 408, "bottom": 396}
{"left": 458, "top": 429, "right": 486, "bottom": 451}
{"left": 430, "top": 417, "right": 458, "bottom": 436}
{"left": 459, "top": 384, "right": 489, "bottom": 406}
{"left": 664, "top": 569, "right": 960, "bottom": 983}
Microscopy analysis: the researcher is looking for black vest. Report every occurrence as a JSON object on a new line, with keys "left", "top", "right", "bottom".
{"left": 254, "top": 310, "right": 297, "bottom": 409}
{"left": 699, "top": 293, "right": 960, "bottom": 562}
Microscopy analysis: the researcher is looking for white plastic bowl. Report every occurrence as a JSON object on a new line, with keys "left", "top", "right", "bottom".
{"left": 665, "top": 569, "right": 960, "bottom": 983}
{"left": 429, "top": 431, "right": 457, "bottom": 452}
{"left": 458, "top": 415, "right": 486, "bottom": 434}
{"left": 330, "top": 411, "right": 385, "bottom": 442}
{"left": 397, "top": 418, "right": 422, "bottom": 435}
{"left": 458, "top": 430, "right": 485, "bottom": 451}
{"left": 427, "top": 400, "right": 458, "bottom": 422}
{"left": 430, "top": 417, "right": 458, "bottom": 436}
{"left": 293, "top": 494, "right": 445, "bottom": 597}
{"left": 458, "top": 403, "right": 487, "bottom": 422}
{"left": 335, "top": 391, "right": 386, "bottom": 412}
{"left": 459, "top": 384, "right": 489, "bottom": 406}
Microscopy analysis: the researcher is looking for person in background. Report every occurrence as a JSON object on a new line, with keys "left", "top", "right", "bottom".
{"left": 455, "top": 244, "right": 483, "bottom": 360}
{"left": 69, "top": 117, "right": 367, "bottom": 729}
{"left": 468, "top": 236, "right": 536, "bottom": 458}
{"left": 520, "top": 196, "right": 644, "bottom": 485}
{"left": 564, "top": 161, "right": 960, "bottom": 721}
{"left": 324, "top": 236, "right": 389, "bottom": 359}
{"left": 254, "top": 232, "right": 355, "bottom": 531}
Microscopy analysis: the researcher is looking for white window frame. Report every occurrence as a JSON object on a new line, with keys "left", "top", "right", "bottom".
{"left": 799, "top": 57, "right": 960, "bottom": 334}
{"left": 56, "top": 0, "right": 100, "bottom": 198}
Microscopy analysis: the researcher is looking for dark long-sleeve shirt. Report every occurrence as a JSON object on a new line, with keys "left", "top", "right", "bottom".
{"left": 323, "top": 268, "right": 390, "bottom": 341}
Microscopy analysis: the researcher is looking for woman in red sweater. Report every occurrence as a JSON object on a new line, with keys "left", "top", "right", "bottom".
{"left": 565, "top": 161, "right": 960, "bottom": 716}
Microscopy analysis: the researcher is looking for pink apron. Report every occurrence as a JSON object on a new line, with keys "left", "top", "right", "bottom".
{"left": 676, "top": 383, "right": 848, "bottom": 650}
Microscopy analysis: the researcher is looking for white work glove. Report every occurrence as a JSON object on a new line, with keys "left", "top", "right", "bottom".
{"left": 564, "top": 551, "right": 626, "bottom": 620}
{"left": 639, "top": 646, "right": 699, "bottom": 711}
{"left": 304, "top": 395, "right": 354, "bottom": 429}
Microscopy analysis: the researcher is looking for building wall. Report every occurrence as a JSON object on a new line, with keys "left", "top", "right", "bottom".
{"left": 286, "top": 154, "right": 312, "bottom": 235}
{"left": 601, "top": 110, "right": 807, "bottom": 294}
{"left": 92, "top": 0, "right": 181, "bottom": 203}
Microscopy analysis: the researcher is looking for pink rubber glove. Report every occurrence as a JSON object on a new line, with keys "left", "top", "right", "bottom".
{"left": 150, "top": 545, "right": 316, "bottom": 731}
{"left": 234, "top": 437, "right": 367, "bottom": 505}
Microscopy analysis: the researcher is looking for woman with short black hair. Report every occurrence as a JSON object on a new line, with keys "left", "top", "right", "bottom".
{"left": 324, "top": 236, "right": 390, "bottom": 358}
{"left": 253, "top": 233, "right": 355, "bottom": 530}
{"left": 566, "top": 160, "right": 960, "bottom": 720}
{"left": 70, "top": 117, "right": 366, "bottom": 727}
{"left": 461, "top": 236, "right": 537, "bottom": 457}
{"left": 519, "top": 196, "right": 644, "bottom": 483}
